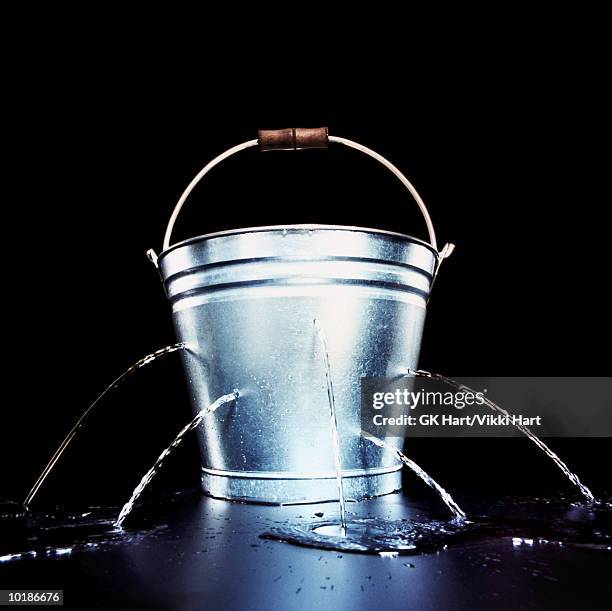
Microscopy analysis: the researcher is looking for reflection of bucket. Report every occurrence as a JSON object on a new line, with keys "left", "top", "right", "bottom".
{"left": 154, "top": 129, "right": 450, "bottom": 504}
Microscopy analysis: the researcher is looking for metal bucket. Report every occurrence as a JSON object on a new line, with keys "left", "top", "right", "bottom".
{"left": 153, "top": 130, "right": 451, "bottom": 504}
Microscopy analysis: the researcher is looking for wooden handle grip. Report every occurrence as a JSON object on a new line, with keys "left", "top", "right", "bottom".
{"left": 258, "top": 127, "right": 329, "bottom": 151}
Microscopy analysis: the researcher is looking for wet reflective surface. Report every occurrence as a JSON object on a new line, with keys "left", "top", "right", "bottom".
{"left": 1, "top": 490, "right": 611, "bottom": 609}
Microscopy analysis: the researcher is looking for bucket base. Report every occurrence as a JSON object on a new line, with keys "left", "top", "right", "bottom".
{"left": 200, "top": 465, "right": 402, "bottom": 505}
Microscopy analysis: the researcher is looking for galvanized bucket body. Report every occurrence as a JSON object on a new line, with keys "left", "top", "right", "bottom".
{"left": 159, "top": 225, "right": 438, "bottom": 503}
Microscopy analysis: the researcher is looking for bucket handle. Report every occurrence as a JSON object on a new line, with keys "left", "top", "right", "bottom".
{"left": 162, "top": 129, "right": 446, "bottom": 254}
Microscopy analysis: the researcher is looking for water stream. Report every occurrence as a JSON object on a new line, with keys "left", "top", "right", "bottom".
{"left": 360, "top": 431, "right": 466, "bottom": 519}
{"left": 408, "top": 369, "right": 596, "bottom": 502}
{"left": 313, "top": 318, "right": 347, "bottom": 536}
{"left": 114, "top": 391, "right": 238, "bottom": 527}
{"left": 24, "top": 343, "right": 185, "bottom": 508}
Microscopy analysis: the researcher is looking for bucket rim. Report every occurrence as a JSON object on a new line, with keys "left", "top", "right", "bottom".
{"left": 158, "top": 224, "right": 440, "bottom": 261}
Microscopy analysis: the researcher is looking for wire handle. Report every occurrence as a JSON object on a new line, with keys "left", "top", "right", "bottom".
{"left": 163, "top": 131, "right": 440, "bottom": 252}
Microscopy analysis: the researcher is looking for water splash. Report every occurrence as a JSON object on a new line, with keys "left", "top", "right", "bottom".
{"left": 409, "top": 368, "right": 596, "bottom": 502}
{"left": 24, "top": 343, "right": 185, "bottom": 508}
{"left": 261, "top": 516, "right": 472, "bottom": 554}
{"left": 313, "top": 318, "right": 347, "bottom": 536}
{"left": 261, "top": 490, "right": 612, "bottom": 554}
{"left": 360, "top": 431, "right": 466, "bottom": 519}
{"left": 114, "top": 391, "right": 238, "bottom": 527}
{"left": 0, "top": 503, "right": 172, "bottom": 563}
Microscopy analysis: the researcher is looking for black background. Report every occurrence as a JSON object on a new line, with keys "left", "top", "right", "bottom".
{"left": 1, "top": 34, "right": 609, "bottom": 510}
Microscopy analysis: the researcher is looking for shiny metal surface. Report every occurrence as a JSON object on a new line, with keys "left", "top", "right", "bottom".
{"left": 159, "top": 225, "right": 437, "bottom": 503}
